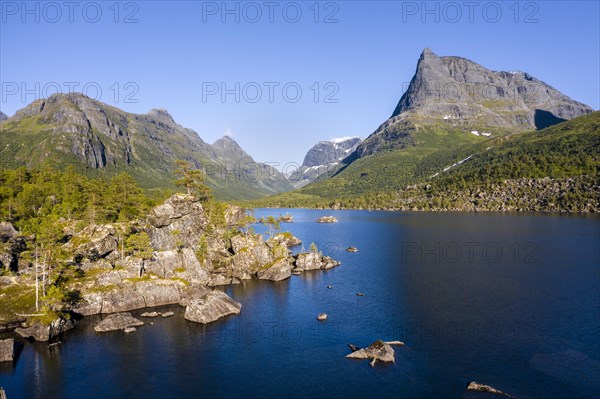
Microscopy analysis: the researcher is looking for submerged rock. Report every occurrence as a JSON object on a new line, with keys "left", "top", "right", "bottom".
{"left": 94, "top": 313, "right": 144, "bottom": 333}
{"left": 15, "top": 317, "right": 75, "bottom": 342}
{"left": 0, "top": 338, "right": 14, "bottom": 362}
{"left": 316, "top": 216, "right": 338, "bottom": 223}
{"left": 462, "top": 382, "right": 517, "bottom": 398}
{"left": 346, "top": 340, "right": 395, "bottom": 365}
{"left": 140, "top": 311, "right": 159, "bottom": 318}
{"left": 184, "top": 290, "right": 241, "bottom": 324}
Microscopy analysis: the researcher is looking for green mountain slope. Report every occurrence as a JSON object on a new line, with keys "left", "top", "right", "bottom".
{"left": 251, "top": 112, "right": 600, "bottom": 210}
{"left": 0, "top": 94, "right": 292, "bottom": 201}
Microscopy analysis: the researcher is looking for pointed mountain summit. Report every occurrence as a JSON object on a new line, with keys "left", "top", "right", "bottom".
{"left": 391, "top": 48, "right": 592, "bottom": 125}
{"left": 0, "top": 111, "right": 7, "bottom": 121}
{"left": 355, "top": 48, "right": 593, "bottom": 158}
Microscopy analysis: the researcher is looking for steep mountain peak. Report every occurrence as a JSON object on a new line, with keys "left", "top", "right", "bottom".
{"left": 301, "top": 137, "right": 363, "bottom": 168}
{"left": 147, "top": 108, "right": 175, "bottom": 124}
{"left": 212, "top": 135, "right": 252, "bottom": 162}
{"left": 390, "top": 49, "right": 592, "bottom": 127}
{"left": 0, "top": 111, "right": 8, "bottom": 121}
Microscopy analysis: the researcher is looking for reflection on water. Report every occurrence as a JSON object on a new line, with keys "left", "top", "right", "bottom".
{"left": 1, "top": 210, "right": 598, "bottom": 399}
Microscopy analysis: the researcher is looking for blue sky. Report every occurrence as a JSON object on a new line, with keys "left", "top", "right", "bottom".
{"left": 1, "top": 1, "right": 599, "bottom": 167}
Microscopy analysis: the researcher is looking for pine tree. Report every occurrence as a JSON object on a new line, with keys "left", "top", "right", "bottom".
{"left": 174, "top": 160, "right": 212, "bottom": 201}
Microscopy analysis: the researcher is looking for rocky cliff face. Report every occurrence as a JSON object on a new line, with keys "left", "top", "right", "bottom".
{"left": 355, "top": 48, "right": 593, "bottom": 158}
{"left": 290, "top": 137, "right": 363, "bottom": 187}
{"left": 0, "top": 94, "right": 291, "bottom": 200}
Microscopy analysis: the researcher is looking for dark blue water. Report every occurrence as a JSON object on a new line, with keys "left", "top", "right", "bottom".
{"left": 1, "top": 210, "right": 599, "bottom": 399}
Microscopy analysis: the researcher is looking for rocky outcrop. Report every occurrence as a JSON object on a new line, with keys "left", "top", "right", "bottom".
{"left": 316, "top": 216, "right": 338, "bottom": 223}
{"left": 267, "top": 232, "right": 302, "bottom": 248}
{"left": 257, "top": 258, "right": 293, "bottom": 281}
{"left": 0, "top": 338, "right": 14, "bottom": 362}
{"left": 73, "top": 279, "right": 186, "bottom": 316}
{"left": 462, "top": 382, "right": 517, "bottom": 398}
{"left": 64, "top": 224, "right": 118, "bottom": 261}
{"left": 94, "top": 312, "right": 144, "bottom": 333}
{"left": 15, "top": 317, "right": 75, "bottom": 341}
{"left": 346, "top": 340, "right": 396, "bottom": 366}
{"left": 184, "top": 290, "right": 241, "bottom": 324}
{"left": 146, "top": 194, "right": 210, "bottom": 250}
{"left": 0, "top": 232, "right": 28, "bottom": 272}
{"left": 294, "top": 253, "right": 341, "bottom": 272}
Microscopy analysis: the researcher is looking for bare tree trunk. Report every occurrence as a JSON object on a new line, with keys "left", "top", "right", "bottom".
{"left": 42, "top": 248, "right": 47, "bottom": 297}
{"left": 35, "top": 246, "right": 39, "bottom": 311}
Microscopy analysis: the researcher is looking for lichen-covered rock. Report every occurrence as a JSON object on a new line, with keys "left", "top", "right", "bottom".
{"left": 294, "top": 252, "right": 322, "bottom": 271}
{"left": 0, "top": 222, "right": 18, "bottom": 240}
{"left": 73, "top": 279, "right": 185, "bottom": 315}
{"left": 65, "top": 224, "right": 118, "bottom": 260}
{"left": 15, "top": 317, "right": 75, "bottom": 341}
{"left": 321, "top": 256, "right": 341, "bottom": 270}
{"left": 346, "top": 340, "right": 395, "bottom": 364}
{"left": 462, "top": 382, "right": 517, "bottom": 398}
{"left": 0, "top": 338, "right": 14, "bottom": 362}
{"left": 225, "top": 204, "right": 245, "bottom": 226}
{"left": 184, "top": 290, "right": 241, "bottom": 324}
{"left": 316, "top": 216, "right": 338, "bottom": 223}
{"left": 146, "top": 194, "right": 209, "bottom": 250}
{"left": 267, "top": 232, "right": 302, "bottom": 248}
{"left": 146, "top": 249, "right": 210, "bottom": 285}
{"left": 94, "top": 312, "right": 144, "bottom": 332}
{"left": 257, "top": 258, "right": 293, "bottom": 281}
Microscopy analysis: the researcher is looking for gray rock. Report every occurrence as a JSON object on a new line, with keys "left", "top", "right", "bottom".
{"left": 317, "top": 313, "right": 328, "bottom": 321}
{"left": 161, "top": 311, "right": 175, "bottom": 318}
{"left": 146, "top": 194, "right": 210, "bottom": 250}
{"left": 321, "top": 256, "right": 341, "bottom": 270}
{"left": 294, "top": 252, "right": 322, "bottom": 271}
{"left": 0, "top": 338, "right": 14, "bottom": 362}
{"left": 15, "top": 317, "right": 75, "bottom": 341}
{"left": 346, "top": 246, "right": 359, "bottom": 253}
{"left": 94, "top": 312, "right": 144, "bottom": 332}
{"left": 184, "top": 290, "right": 241, "bottom": 324}
{"left": 462, "top": 382, "right": 517, "bottom": 398}
{"left": 140, "top": 311, "right": 159, "bottom": 318}
{"left": 65, "top": 224, "right": 118, "bottom": 260}
{"left": 267, "top": 232, "right": 302, "bottom": 248}
{"left": 316, "top": 216, "right": 338, "bottom": 223}
{"left": 123, "top": 327, "right": 137, "bottom": 333}
{"left": 257, "top": 258, "right": 293, "bottom": 281}
{"left": 346, "top": 339, "right": 395, "bottom": 364}
{"left": 0, "top": 222, "right": 18, "bottom": 240}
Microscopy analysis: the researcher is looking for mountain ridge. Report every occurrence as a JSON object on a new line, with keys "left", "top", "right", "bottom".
{"left": 0, "top": 93, "right": 292, "bottom": 200}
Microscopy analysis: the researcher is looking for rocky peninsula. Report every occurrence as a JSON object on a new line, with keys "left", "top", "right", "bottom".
{"left": 0, "top": 194, "right": 340, "bottom": 341}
